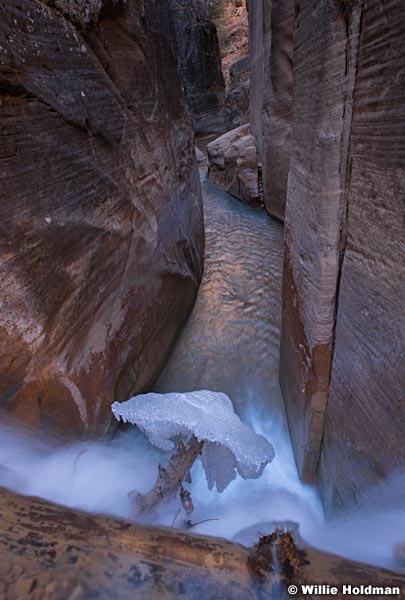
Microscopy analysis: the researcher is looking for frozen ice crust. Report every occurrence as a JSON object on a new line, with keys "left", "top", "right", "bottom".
{"left": 112, "top": 390, "right": 275, "bottom": 492}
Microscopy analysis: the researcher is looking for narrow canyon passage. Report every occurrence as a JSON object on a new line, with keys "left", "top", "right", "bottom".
{"left": 156, "top": 175, "right": 284, "bottom": 416}
{"left": 1, "top": 174, "right": 403, "bottom": 574}
{"left": 1, "top": 0, "right": 404, "bottom": 596}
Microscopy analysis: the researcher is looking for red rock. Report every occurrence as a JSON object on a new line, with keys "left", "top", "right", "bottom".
{"left": 277, "top": 0, "right": 405, "bottom": 511}
{"left": 0, "top": 0, "right": 204, "bottom": 437}
{"left": 318, "top": 0, "right": 405, "bottom": 514}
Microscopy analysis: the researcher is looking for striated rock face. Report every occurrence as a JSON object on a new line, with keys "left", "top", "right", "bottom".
{"left": 207, "top": 124, "right": 260, "bottom": 205}
{"left": 318, "top": 0, "right": 405, "bottom": 514}
{"left": 0, "top": 0, "right": 204, "bottom": 437}
{"left": 279, "top": 0, "right": 355, "bottom": 483}
{"left": 247, "top": 0, "right": 294, "bottom": 220}
{"left": 277, "top": 0, "right": 405, "bottom": 511}
{"left": 168, "top": 0, "right": 225, "bottom": 135}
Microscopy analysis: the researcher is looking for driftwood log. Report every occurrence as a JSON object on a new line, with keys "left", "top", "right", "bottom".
{"left": 0, "top": 488, "right": 404, "bottom": 600}
{"left": 132, "top": 435, "right": 204, "bottom": 520}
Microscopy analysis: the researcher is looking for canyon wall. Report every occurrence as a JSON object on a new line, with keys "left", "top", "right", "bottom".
{"left": 246, "top": 0, "right": 404, "bottom": 512}
{"left": 247, "top": 0, "right": 294, "bottom": 220}
{"left": 169, "top": 0, "right": 226, "bottom": 135}
{"left": 0, "top": 0, "right": 204, "bottom": 437}
{"left": 317, "top": 0, "right": 405, "bottom": 514}
{"left": 268, "top": 0, "right": 405, "bottom": 512}
{"left": 208, "top": 0, "right": 250, "bottom": 129}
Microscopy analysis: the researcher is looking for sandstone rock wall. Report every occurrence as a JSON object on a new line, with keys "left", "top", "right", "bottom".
{"left": 169, "top": 0, "right": 225, "bottom": 135}
{"left": 247, "top": 0, "right": 294, "bottom": 221}
{"left": 279, "top": 0, "right": 360, "bottom": 483}
{"left": 0, "top": 0, "right": 204, "bottom": 437}
{"left": 318, "top": 0, "right": 405, "bottom": 514}
{"left": 208, "top": 0, "right": 250, "bottom": 130}
{"left": 208, "top": 0, "right": 249, "bottom": 87}
{"left": 274, "top": 0, "right": 405, "bottom": 512}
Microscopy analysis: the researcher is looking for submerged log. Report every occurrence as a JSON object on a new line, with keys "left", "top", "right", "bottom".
{"left": 132, "top": 436, "right": 204, "bottom": 519}
{"left": 0, "top": 488, "right": 404, "bottom": 600}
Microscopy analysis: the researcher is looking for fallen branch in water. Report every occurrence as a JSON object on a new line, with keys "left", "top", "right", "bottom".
{"left": 131, "top": 435, "right": 204, "bottom": 519}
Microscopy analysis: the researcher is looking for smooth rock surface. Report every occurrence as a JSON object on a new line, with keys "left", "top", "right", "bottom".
{"left": 207, "top": 124, "right": 260, "bottom": 205}
{"left": 156, "top": 175, "right": 284, "bottom": 417}
{"left": 0, "top": 0, "right": 204, "bottom": 437}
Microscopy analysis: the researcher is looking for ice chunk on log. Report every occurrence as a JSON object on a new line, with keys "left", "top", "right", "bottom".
{"left": 112, "top": 390, "right": 275, "bottom": 492}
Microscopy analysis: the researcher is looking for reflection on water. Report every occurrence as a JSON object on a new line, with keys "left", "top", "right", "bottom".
{"left": 156, "top": 178, "right": 284, "bottom": 415}
{"left": 0, "top": 178, "right": 404, "bottom": 571}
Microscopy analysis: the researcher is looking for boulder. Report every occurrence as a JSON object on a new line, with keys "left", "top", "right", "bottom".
{"left": 0, "top": 0, "right": 204, "bottom": 437}
{"left": 207, "top": 124, "right": 260, "bottom": 205}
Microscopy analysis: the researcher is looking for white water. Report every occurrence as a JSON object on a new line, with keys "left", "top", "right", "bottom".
{"left": 0, "top": 177, "right": 404, "bottom": 572}
{"left": 1, "top": 401, "right": 404, "bottom": 571}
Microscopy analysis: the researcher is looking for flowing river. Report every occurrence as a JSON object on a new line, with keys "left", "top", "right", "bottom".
{"left": 0, "top": 174, "right": 404, "bottom": 571}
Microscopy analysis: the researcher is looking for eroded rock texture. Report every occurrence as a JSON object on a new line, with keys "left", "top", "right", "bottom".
{"left": 169, "top": 0, "right": 225, "bottom": 135}
{"left": 279, "top": 0, "right": 358, "bottom": 483}
{"left": 278, "top": 0, "right": 405, "bottom": 510}
{"left": 318, "top": 0, "right": 405, "bottom": 514}
{"left": 207, "top": 124, "right": 260, "bottom": 205}
{"left": 247, "top": 0, "right": 294, "bottom": 220}
{"left": 0, "top": 0, "right": 204, "bottom": 437}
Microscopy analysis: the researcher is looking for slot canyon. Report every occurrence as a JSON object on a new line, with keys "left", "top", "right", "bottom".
{"left": 0, "top": 0, "right": 404, "bottom": 598}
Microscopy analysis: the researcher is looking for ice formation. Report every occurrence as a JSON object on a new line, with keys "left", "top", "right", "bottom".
{"left": 111, "top": 390, "right": 275, "bottom": 492}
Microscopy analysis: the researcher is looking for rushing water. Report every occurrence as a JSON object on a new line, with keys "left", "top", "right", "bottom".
{"left": 0, "top": 176, "right": 404, "bottom": 572}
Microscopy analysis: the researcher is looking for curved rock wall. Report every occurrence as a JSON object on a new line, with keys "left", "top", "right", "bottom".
{"left": 0, "top": 0, "right": 204, "bottom": 437}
